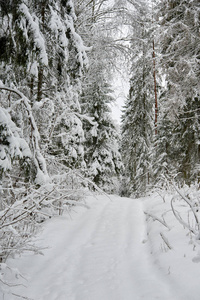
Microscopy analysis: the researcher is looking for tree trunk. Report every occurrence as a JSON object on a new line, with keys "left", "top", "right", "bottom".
{"left": 37, "top": 1, "right": 46, "bottom": 102}
{"left": 37, "top": 67, "right": 43, "bottom": 102}
{"left": 153, "top": 40, "right": 158, "bottom": 135}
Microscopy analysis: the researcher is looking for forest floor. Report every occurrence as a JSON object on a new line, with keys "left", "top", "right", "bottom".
{"left": 2, "top": 193, "right": 200, "bottom": 300}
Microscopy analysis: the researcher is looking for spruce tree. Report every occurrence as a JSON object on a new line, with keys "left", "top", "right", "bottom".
{"left": 121, "top": 4, "right": 154, "bottom": 196}
{"left": 0, "top": 0, "right": 89, "bottom": 182}
{"left": 74, "top": 0, "right": 123, "bottom": 191}
{"left": 81, "top": 53, "right": 122, "bottom": 191}
{"left": 155, "top": 0, "right": 200, "bottom": 184}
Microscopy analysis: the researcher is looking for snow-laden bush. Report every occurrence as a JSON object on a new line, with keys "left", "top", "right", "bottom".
{"left": 0, "top": 169, "right": 89, "bottom": 296}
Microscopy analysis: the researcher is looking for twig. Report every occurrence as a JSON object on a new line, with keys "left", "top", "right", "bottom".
{"left": 171, "top": 182, "right": 200, "bottom": 231}
{"left": 144, "top": 211, "right": 170, "bottom": 229}
{"left": 171, "top": 197, "right": 197, "bottom": 235}
{"left": 160, "top": 232, "right": 173, "bottom": 250}
{"left": 0, "top": 278, "right": 26, "bottom": 288}
{"left": 11, "top": 293, "right": 34, "bottom": 300}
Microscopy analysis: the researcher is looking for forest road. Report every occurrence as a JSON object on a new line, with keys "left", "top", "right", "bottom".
{"left": 8, "top": 195, "right": 178, "bottom": 300}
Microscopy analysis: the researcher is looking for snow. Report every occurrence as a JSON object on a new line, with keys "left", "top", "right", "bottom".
{"left": 143, "top": 190, "right": 200, "bottom": 300}
{"left": 19, "top": 4, "right": 48, "bottom": 66}
{"left": 29, "top": 61, "right": 38, "bottom": 77}
{"left": 0, "top": 107, "right": 32, "bottom": 170}
{"left": 2, "top": 193, "right": 200, "bottom": 299}
{"left": 49, "top": 6, "right": 69, "bottom": 62}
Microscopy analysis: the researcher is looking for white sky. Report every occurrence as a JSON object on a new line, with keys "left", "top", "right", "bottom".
{"left": 110, "top": 72, "right": 129, "bottom": 124}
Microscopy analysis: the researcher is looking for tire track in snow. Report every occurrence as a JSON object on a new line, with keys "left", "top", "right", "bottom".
{"left": 8, "top": 195, "right": 178, "bottom": 300}
{"left": 72, "top": 196, "right": 177, "bottom": 300}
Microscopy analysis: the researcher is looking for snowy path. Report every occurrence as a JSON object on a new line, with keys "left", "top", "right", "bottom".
{"left": 7, "top": 195, "right": 178, "bottom": 300}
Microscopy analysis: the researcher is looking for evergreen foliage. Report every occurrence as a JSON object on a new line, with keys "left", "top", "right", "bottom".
{"left": 154, "top": 0, "right": 200, "bottom": 185}
{"left": 1, "top": 0, "right": 200, "bottom": 296}
{"left": 121, "top": 3, "right": 154, "bottom": 196}
{"left": 0, "top": 0, "right": 90, "bottom": 274}
{"left": 121, "top": 0, "right": 200, "bottom": 191}
{"left": 0, "top": 1, "right": 124, "bottom": 280}
{"left": 82, "top": 73, "right": 122, "bottom": 190}
{"left": 0, "top": 0, "right": 89, "bottom": 181}
{"left": 75, "top": 0, "right": 123, "bottom": 191}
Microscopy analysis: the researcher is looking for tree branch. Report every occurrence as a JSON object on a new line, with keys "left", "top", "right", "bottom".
{"left": 0, "top": 85, "right": 49, "bottom": 183}
{"left": 144, "top": 211, "right": 171, "bottom": 229}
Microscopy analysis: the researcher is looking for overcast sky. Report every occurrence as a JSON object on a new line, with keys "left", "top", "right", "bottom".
{"left": 110, "top": 74, "right": 129, "bottom": 124}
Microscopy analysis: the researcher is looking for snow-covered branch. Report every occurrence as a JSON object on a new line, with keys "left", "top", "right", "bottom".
{"left": 0, "top": 85, "right": 49, "bottom": 184}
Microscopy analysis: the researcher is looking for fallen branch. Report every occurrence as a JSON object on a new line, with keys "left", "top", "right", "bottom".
{"left": 11, "top": 293, "right": 34, "bottom": 300}
{"left": 144, "top": 211, "right": 170, "bottom": 230}
{"left": 160, "top": 232, "right": 173, "bottom": 250}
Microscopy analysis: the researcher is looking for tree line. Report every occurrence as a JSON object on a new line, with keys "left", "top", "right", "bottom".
{"left": 121, "top": 0, "right": 200, "bottom": 196}
{"left": 0, "top": 0, "right": 124, "bottom": 279}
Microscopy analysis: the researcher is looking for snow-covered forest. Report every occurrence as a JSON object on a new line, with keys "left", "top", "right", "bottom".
{"left": 0, "top": 0, "right": 200, "bottom": 299}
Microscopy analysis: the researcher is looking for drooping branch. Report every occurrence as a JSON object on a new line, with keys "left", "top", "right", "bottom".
{"left": 170, "top": 197, "right": 197, "bottom": 235}
{"left": 0, "top": 85, "right": 49, "bottom": 184}
{"left": 171, "top": 183, "right": 200, "bottom": 232}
